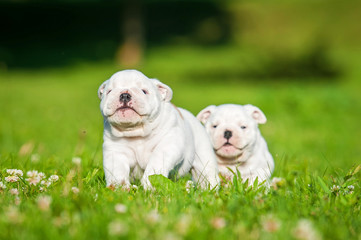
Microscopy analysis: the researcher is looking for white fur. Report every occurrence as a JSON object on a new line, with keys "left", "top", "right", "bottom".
{"left": 98, "top": 70, "right": 219, "bottom": 190}
{"left": 197, "top": 104, "right": 274, "bottom": 184}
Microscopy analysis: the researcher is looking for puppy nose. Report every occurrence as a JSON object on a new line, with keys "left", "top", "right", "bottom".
{"left": 224, "top": 130, "right": 232, "bottom": 140}
{"left": 119, "top": 93, "right": 131, "bottom": 103}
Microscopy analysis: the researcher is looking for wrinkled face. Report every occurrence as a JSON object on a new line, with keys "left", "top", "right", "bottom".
{"left": 98, "top": 70, "right": 172, "bottom": 132}
{"left": 197, "top": 104, "right": 266, "bottom": 162}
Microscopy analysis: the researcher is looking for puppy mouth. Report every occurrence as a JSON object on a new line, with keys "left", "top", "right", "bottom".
{"left": 214, "top": 141, "right": 232, "bottom": 150}
{"left": 112, "top": 105, "right": 140, "bottom": 115}
{"left": 117, "top": 106, "right": 136, "bottom": 111}
{"left": 215, "top": 142, "right": 247, "bottom": 151}
{"left": 214, "top": 142, "right": 249, "bottom": 160}
{"left": 215, "top": 143, "right": 246, "bottom": 164}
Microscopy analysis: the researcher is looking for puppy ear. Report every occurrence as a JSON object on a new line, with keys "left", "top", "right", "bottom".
{"left": 98, "top": 80, "right": 109, "bottom": 99}
{"left": 152, "top": 79, "right": 173, "bottom": 102}
{"left": 244, "top": 104, "right": 267, "bottom": 124}
{"left": 197, "top": 105, "right": 216, "bottom": 124}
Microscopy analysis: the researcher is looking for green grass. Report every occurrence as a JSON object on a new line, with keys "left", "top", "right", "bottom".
{"left": 0, "top": 45, "right": 361, "bottom": 239}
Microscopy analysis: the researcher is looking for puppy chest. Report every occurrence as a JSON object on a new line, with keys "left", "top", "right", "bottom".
{"left": 132, "top": 145, "right": 154, "bottom": 169}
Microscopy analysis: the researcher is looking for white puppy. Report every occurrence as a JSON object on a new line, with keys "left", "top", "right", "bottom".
{"left": 98, "top": 70, "right": 219, "bottom": 190}
{"left": 197, "top": 104, "right": 274, "bottom": 184}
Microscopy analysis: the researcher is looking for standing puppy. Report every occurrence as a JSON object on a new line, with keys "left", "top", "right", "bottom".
{"left": 98, "top": 70, "right": 219, "bottom": 190}
{"left": 197, "top": 104, "right": 274, "bottom": 184}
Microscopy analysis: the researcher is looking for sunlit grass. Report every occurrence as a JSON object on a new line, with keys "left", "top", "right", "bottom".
{"left": 0, "top": 45, "right": 361, "bottom": 239}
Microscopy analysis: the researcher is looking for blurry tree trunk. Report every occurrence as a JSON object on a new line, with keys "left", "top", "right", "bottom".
{"left": 116, "top": 0, "right": 144, "bottom": 67}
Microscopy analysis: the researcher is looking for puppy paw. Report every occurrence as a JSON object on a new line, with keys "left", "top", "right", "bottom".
{"left": 141, "top": 177, "right": 155, "bottom": 191}
{"left": 106, "top": 179, "right": 131, "bottom": 191}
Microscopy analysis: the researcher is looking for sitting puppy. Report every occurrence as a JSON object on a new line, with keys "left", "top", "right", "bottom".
{"left": 98, "top": 70, "right": 219, "bottom": 190}
{"left": 197, "top": 104, "right": 274, "bottom": 184}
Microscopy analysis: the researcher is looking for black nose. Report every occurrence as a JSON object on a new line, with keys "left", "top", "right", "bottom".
{"left": 119, "top": 93, "right": 131, "bottom": 103}
{"left": 224, "top": 130, "right": 232, "bottom": 140}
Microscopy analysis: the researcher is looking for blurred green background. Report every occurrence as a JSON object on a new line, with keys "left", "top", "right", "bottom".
{"left": 0, "top": 0, "right": 361, "bottom": 175}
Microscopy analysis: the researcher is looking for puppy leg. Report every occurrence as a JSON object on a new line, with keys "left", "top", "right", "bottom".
{"left": 191, "top": 146, "right": 220, "bottom": 189}
{"left": 191, "top": 159, "right": 220, "bottom": 189}
{"left": 141, "top": 140, "right": 184, "bottom": 190}
{"left": 182, "top": 109, "right": 220, "bottom": 189}
{"left": 103, "top": 151, "right": 131, "bottom": 188}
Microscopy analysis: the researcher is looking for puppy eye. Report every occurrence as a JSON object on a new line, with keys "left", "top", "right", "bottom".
{"left": 213, "top": 125, "right": 218, "bottom": 128}
{"left": 240, "top": 126, "right": 247, "bottom": 129}
{"left": 107, "top": 89, "right": 112, "bottom": 95}
{"left": 142, "top": 89, "right": 148, "bottom": 94}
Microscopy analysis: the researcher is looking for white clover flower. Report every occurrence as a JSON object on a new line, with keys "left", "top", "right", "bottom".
{"left": 27, "top": 170, "right": 38, "bottom": 178}
{"left": 6, "top": 169, "right": 23, "bottom": 177}
{"left": 5, "top": 206, "right": 23, "bottom": 224}
{"left": 146, "top": 210, "right": 161, "bottom": 224}
{"left": 37, "top": 195, "right": 52, "bottom": 211}
{"left": 17, "top": 170, "right": 24, "bottom": 176}
{"left": 53, "top": 211, "right": 71, "bottom": 228}
{"left": 0, "top": 181, "right": 7, "bottom": 190}
{"left": 331, "top": 185, "right": 340, "bottom": 192}
{"left": 115, "top": 203, "right": 127, "bottom": 214}
{"left": 41, "top": 180, "right": 52, "bottom": 187}
{"left": 26, "top": 176, "right": 41, "bottom": 186}
{"left": 14, "top": 196, "right": 21, "bottom": 205}
{"left": 5, "top": 175, "right": 19, "bottom": 183}
{"left": 347, "top": 185, "right": 355, "bottom": 195}
{"left": 71, "top": 187, "right": 80, "bottom": 194}
{"left": 271, "top": 177, "right": 286, "bottom": 190}
{"left": 292, "top": 219, "right": 320, "bottom": 240}
{"left": 211, "top": 217, "right": 226, "bottom": 229}
{"left": 25, "top": 170, "right": 46, "bottom": 186}
{"left": 94, "top": 193, "right": 98, "bottom": 202}
{"left": 185, "top": 180, "right": 194, "bottom": 193}
{"left": 176, "top": 215, "right": 192, "bottom": 235}
{"left": 72, "top": 157, "right": 82, "bottom": 166}
{"left": 30, "top": 153, "right": 40, "bottom": 163}
{"left": 9, "top": 188, "right": 19, "bottom": 195}
{"left": 49, "top": 175, "right": 59, "bottom": 182}
{"left": 38, "top": 172, "right": 46, "bottom": 179}
{"left": 108, "top": 220, "right": 128, "bottom": 236}
{"left": 261, "top": 215, "right": 281, "bottom": 233}
{"left": 162, "top": 232, "right": 180, "bottom": 240}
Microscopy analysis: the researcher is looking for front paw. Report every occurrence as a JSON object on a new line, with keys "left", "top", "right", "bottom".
{"left": 106, "top": 179, "right": 131, "bottom": 191}
{"left": 141, "top": 176, "right": 155, "bottom": 191}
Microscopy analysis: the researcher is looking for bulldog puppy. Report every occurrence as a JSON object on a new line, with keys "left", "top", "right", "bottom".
{"left": 98, "top": 70, "right": 219, "bottom": 190}
{"left": 197, "top": 104, "right": 274, "bottom": 184}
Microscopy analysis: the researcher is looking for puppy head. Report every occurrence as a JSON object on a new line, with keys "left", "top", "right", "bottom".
{"left": 197, "top": 104, "right": 266, "bottom": 162}
{"left": 98, "top": 70, "right": 172, "bottom": 135}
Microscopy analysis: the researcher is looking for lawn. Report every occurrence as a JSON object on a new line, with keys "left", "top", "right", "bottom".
{"left": 0, "top": 45, "right": 360, "bottom": 239}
